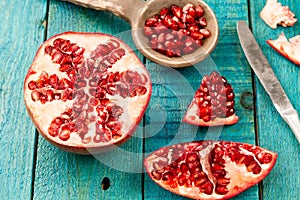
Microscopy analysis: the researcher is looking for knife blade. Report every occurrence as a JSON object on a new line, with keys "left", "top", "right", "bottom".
{"left": 237, "top": 20, "right": 300, "bottom": 144}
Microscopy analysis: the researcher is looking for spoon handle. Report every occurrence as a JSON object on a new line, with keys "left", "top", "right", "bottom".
{"left": 62, "top": 0, "right": 144, "bottom": 24}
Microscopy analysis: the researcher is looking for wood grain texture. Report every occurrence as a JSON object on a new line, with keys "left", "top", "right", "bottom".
{"left": 143, "top": 1, "right": 259, "bottom": 199}
{"left": 249, "top": 0, "right": 300, "bottom": 199}
{"left": 32, "top": 0, "right": 143, "bottom": 200}
{"left": 0, "top": 0, "right": 47, "bottom": 199}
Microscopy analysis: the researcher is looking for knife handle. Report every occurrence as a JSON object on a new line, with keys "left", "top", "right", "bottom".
{"left": 62, "top": 0, "right": 144, "bottom": 23}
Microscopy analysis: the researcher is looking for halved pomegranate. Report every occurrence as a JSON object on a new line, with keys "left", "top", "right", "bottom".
{"left": 183, "top": 71, "right": 238, "bottom": 126}
{"left": 24, "top": 32, "right": 152, "bottom": 154}
{"left": 144, "top": 141, "right": 277, "bottom": 200}
{"left": 267, "top": 33, "right": 300, "bottom": 65}
{"left": 260, "top": 0, "right": 297, "bottom": 29}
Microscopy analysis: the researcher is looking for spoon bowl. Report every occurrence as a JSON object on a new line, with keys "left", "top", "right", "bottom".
{"left": 63, "top": 0, "right": 219, "bottom": 67}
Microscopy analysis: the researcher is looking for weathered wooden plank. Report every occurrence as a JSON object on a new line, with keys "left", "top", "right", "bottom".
{"left": 144, "top": 1, "right": 259, "bottom": 199}
{"left": 249, "top": 0, "right": 300, "bottom": 199}
{"left": 33, "top": 1, "right": 143, "bottom": 199}
{"left": 0, "top": 0, "right": 48, "bottom": 199}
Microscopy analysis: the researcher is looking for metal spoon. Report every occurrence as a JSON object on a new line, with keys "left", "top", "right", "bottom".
{"left": 62, "top": 0, "right": 219, "bottom": 68}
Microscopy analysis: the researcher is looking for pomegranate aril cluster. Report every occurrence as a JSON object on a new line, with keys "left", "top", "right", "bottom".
{"left": 150, "top": 142, "right": 214, "bottom": 195}
{"left": 195, "top": 71, "right": 235, "bottom": 122}
{"left": 28, "top": 37, "right": 149, "bottom": 144}
{"left": 144, "top": 3, "right": 211, "bottom": 57}
{"left": 44, "top": 38, "right": 85, "bottom": 76}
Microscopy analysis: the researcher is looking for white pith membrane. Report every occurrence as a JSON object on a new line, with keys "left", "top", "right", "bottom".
{"left": 183, "top": 103, "right": 238, "bottom": 126}
{"left": 144, "top": 141, "right": 277, "bottom": 200}
{"left": 260, "top": 0, "right": 297, "bottom": 29}
{"left": 267, "top": 33, "right": 300, "bottom": 65}
{"left": 24, "top": 33, "right": 151, "bottom": 149}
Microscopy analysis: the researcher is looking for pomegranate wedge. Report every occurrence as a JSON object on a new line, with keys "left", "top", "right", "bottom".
{"left": 24, "top": 32, "right": 152, "bottom": 154}
{"left": 183, "top": 72, "right": 239, "bottom": 126}
{"left": 260, "top": 0, "right": 297, "bottom": 29}
{"left": 144, "top": 141, "right": 277, "bottom": 200}
{"left": 267, "top": 33, "right": 300, "bottom": 65}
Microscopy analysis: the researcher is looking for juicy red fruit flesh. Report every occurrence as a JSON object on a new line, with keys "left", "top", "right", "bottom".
{"left": 24, "top": 32, "right": 151, "bottom": 154}
{"left": 144, "top": 141, "right": 277, "bottom": 200}
{"left": 183, "top": 71, "right": 239, "bottom": 126}
{"left": 143, "top": 3, "right": 211, "bottom": 58}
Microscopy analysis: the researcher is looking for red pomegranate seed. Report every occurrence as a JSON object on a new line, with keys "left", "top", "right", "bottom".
{"left": 187, "top": 7, "right": 197, "bottom": 18}
{"left": 183, "top": 46, "right": 195, "bottom": 54}
{"left": 75, "top": 79, "right": 87, "bottom": 88}
{"left": 72, "top": 47, "right": 85, "bottom": 57}
{"left": 195, "top": 39, "right": 203, "bottom": 46}
{"left": 51, "top": 51, "right": 64, "bottom": 64}
{"left": 48, "top": 127, "right": 59, "bottom": 137}
{"left": 171, "top": 5, "right": 183, "bottom": 19}
{"left": 31, "top": 90, "right": 40, "bottom": 101}
{"left": 60, "top": 78, "right": 74, "bottom": 89}
{"left": 198, "top": 17, "right": 207, "bottom": 27}
{"left": 49, "top": 74, "right": 59, "bottom": 87}
{"left": 191, "top": 31, "right": 204, "bottom": 40}
{"left": 46, "top": 90, "right": 54, "bottom": 101}
{"left": 59, "top": 63, "right": 72, "bottom": 72}
{"left": 200, "top": 29, "right": 211, "bottom": 38}
{"left": 145, "top": 17, "right": 159, "bottom": 27}
{"left": 59, "top": 124, "right": 71, "bottom": 141}
{"left": 28, "top": 81, "right": 37, "bottom": 90}
{"left": 73, "top": 55, "right": 84, "bottom": 64}
{"left": 188, "top": 25, "right": 200, "bottom": 33}
{"left": 162, "top": 15, "right": 173, "bottom": 27}
{"left": 170, "top": 23, "right": 179, "bottom": 31}
{"left": 195, "top": 5, "right": 204, "bottom": 17}
{"left": 160, "top": 7, "right": 170, "bottom": 18}
{"left": 144, "top": 26, "right": 154, "bottom": 36}
{"left": 60, "top": 55, "right": 72, "bottom": 65}
{"left": 185, "top": 14, "right": 195, "bottom": 23}
{"left": 107, "top": 39, "right": 120, "bottom": 50}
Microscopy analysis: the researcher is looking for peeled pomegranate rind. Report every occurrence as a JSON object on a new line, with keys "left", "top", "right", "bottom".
{"left": 144, "top": 141, "right": 277, "bottom": 200}
{"left": 267, "top": 33, "right": 300, "bottom": 65}
{"left": 183, "top": 72, "right": 239, "bottom": 126}
{"left": 260, "top": 0, "right": 297, "bottom": 29}
{"left": 183, "top": 103, "right": 239, "bottom": 126}
{"left": 24, "top": 32, "right": 152, "bottom": 154}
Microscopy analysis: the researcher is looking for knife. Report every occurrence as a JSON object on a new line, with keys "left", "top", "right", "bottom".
{"left": 237, "top": 20, "right": 300, "bottom": 144}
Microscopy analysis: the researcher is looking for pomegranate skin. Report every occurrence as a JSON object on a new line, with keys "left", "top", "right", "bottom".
{"left": 260, "top": 0, "right": 297, "bottom": 29}
{"left": 24, "top": 32, "right": 152, "bottom": 154}
{"left": 267, "top": 33, "right": 300, "bottom": 65}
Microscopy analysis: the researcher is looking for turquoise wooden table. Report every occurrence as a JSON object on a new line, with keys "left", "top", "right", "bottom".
{"left": 0, "top": 0, "right": 299, "bottom": 199}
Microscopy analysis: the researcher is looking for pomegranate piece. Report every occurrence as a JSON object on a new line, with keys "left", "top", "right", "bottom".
{"left": 260, "top": 0, "right": 297, "bottom": 29}
{"left": 144, "top": 141, "right": 277, "bottom": 200}
{"left": 143, "top": 3, "right": 211, "bottom": 58}
{"left": 183, "top": 71, "right": 238, "bottom": 126}
{"left": 267, "top": 33, "right": 300, "bottom": 65}
{"left": 24, "top": 32, "right": 152, "bottom": 154}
